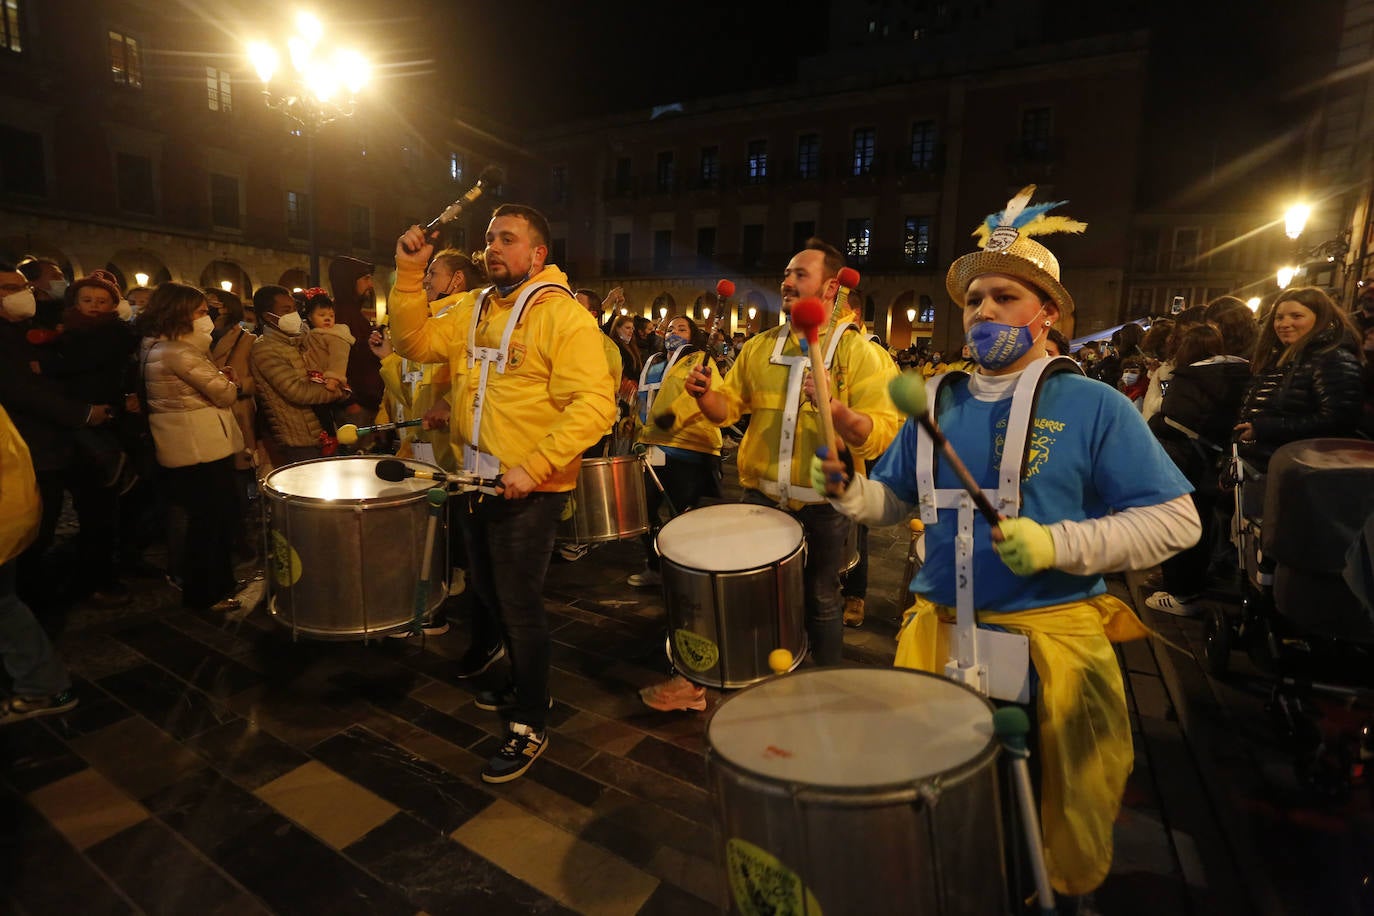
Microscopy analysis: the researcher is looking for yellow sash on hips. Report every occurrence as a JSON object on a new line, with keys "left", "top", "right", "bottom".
{"left": 895, "top": 593, "right": 1148, "bottom": 896}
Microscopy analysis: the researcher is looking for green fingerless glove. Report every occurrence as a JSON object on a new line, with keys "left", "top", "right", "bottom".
{"left": 992, "top": 516, "right": 1056, "bottom": 576}
{"left": 809, "top": 452, "right": 829, "bottom": 497}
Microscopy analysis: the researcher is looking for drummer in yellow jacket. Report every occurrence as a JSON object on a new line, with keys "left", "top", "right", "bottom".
{"left": 391, "top": 206, "right": 616, "bottom": 784}
{"left": 685, "top": 237, "right": 900, "bottom": 667}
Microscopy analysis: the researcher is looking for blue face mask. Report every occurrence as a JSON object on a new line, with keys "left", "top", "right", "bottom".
{"left": 965, "top": 307, "right": 1046, "bottom": 371}
{"left": 665, "top": 332, "right": 688, "bottom": 350}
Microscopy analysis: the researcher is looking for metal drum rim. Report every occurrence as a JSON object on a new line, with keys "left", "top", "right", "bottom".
{"left": 704, "top": 666, "right": 1001, "bottom": 791}
{"left": 657, "top": 543, "right": 807, "bottom": 577}
{"left": 262, "top": 456, "right": 444, "bottom": 507}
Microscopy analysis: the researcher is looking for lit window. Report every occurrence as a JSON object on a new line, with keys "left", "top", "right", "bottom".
{"left": 449, "top": 152, "right": 463, "bottom": 182}
{"left": 2, "top": 0, "right": 22, "bottom": 53}
{"left": 845, "top": 218, "right": 872, "bottom": 264}
{"left": 910, "top": 121, "right": 936, "bottom": 170}
{"left": 656, "top": 151, "right": 674, "bottom": 192}
{"left": 851, "top": 127, "right": 875, "bottom": 176}
{"left": 206, "top": 68, "right": 232, "bottom": 112}
{"left": 109, "top": 30, "right": 142, "bottom": 88}
{"left": 903, "top": 216, "right": 931, "bottom": 265}
{"left": 746, "top": 140, "right": 768, "bottom": 181}
{"left": 699, "top": 146, "right": 719, "bottom": 184}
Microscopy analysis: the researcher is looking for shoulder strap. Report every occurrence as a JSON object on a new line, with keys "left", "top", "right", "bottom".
{"left": 996, "top": 356, "right": 1082, "bottom": 514}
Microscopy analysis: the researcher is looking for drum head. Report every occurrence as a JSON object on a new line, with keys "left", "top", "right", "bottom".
{"left": 708, "top": 668, "right": 996, "bottom": 788}
{"left": 657, "top": 504, "right": 803, "bottom": 572}
{"left": 265, "top": 456, "right": 439, "bottom": 502}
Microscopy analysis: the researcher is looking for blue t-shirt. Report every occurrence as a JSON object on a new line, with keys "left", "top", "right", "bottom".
{"left": 870, "top": 372, "right": 1192, "bottom": 611}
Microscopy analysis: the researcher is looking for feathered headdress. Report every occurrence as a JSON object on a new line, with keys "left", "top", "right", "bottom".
{"left": 971, "top": 184, "right": 1087, "bottom": 252}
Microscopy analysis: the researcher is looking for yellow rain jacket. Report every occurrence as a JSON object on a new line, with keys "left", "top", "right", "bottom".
{"left": 388, "top": 264, "right": 616, "bottom": 492}
{"left": 379, "top": 291, "right": 472, "bottom": 471}
{"left": 638, "top": 348, "right": 722, "bottom": 456}
{"left": 712, "top": 313, "right": 899, "bottom": 508}
{"left": 0, "top": 404, "right": 41, "bottom": 565}
{"left": 895, "top": 593, "right": 1149, "bottom": 896}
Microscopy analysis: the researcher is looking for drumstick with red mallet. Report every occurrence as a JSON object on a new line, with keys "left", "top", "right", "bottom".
{"left": 887, "top": 372, "right": 1004, "bottom": 540}
{"left": 652, "top": 278, "right": 734, "bottom": 431}
{"left": 788, "top": 297, "right": 838, "bottom": 455}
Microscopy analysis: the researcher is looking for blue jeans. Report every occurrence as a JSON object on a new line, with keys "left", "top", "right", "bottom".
{"left": 0, "top": 561, "right": 69, "bottom": 697}
{"left": 743, "top": 490, "right": 851, "bottom": 665}
{"left": 459, "top": 491, "right": 567, "bottom": 731}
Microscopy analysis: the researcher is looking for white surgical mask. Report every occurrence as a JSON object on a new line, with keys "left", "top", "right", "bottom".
{"left": 116, "top": 299, "right": 132, "bottom": 321}
{"left": 1121, "top": 371, "right": 1140, "bottom": 387}
{"left": 1, "top": 288, "right": 36, "bottom": 320}
{"left": 46, "top": 279, "right": 68, "bottom": 299}
{"left": 276, "top": 311, "right": 303, "bottom": 335}
{"left": 193, "top": 314, "right": 214, "bottom": 336}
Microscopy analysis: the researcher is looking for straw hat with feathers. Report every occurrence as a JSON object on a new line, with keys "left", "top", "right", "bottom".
{"left": 945, "top": 185, "right": 1086, "bottom": 333}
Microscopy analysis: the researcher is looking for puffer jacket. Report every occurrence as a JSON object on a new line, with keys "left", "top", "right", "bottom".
{"left": 1148, "top": 356, "right": 1250, "bottom": 488}
{"left": 249, "top": 327, "right": 340, "bottom": 448}
{"left": 140, "top": 336, "right": 241, "bottom": 468}
{"left": 1238, "top": 335, "right": 1364, "bottom": 467}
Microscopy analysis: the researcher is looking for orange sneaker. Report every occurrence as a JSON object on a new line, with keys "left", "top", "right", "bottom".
{"left": 639, "top": 675, "right": 706, "bottom": 712}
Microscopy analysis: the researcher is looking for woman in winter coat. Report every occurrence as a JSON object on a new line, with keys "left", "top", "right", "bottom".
{"left": 138, "top": 283, "right": 244, "bottom": 612}
{"left": 1235, "top": 286, "right": 1364, "bottom": 472}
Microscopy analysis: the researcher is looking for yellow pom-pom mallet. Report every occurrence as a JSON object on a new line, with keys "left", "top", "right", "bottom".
{"left": 768, "top": 648, "right": 794, "bottom": 675}
{"left": 336, "top": 418, "right": 424, "bottom": 447}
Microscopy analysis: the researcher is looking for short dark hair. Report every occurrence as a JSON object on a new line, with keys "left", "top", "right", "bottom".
{"left": 1046, "top": 327, "right": 1071, "bottom": 357}
{"left": 802, "top": 237, "right": 845, "bottom": 278}
{"left": 491, "top": 204, "right": 550, "bottom": 248}
{"left": 1173, "top": 323, "right": 1224, "bottom": 368}
{"left": 16, "top": 256, "right": 58, "bottom": 282}
{"left": 253, "top": 285, "right": 291, "bottom": 315}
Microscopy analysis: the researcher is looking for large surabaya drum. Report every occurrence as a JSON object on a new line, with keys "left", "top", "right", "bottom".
{"left": 708, "top": 668, "right": 1007, "bottom": 916}
{"left": 556, "top": 455, "right": 649, "bottom": 544}
{"left": 261, "top": 456, "right": 447, "bottom": 639}
{"left": 657, "top": 503, "right": 806, "bottom": 689}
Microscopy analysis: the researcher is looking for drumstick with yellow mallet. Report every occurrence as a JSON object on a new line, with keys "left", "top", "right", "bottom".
{"left": 336, "top": 418, "right": 424, "bottom": 447}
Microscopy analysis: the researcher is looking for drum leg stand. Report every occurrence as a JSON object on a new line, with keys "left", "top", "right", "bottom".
{"left": 634, "top": 447, "right": 678, "bottom": 517}
{"left": 994, "top": 706, "right": 1055, "bottom": 916}
{"left": 405, "top": 488, "right": 449, "bottom": 637}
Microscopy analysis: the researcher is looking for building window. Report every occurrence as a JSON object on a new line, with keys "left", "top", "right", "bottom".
{"left": 349, "top": 204, "right": 371, "bottom": 250}
{"left": 613, "top": 232, "right": 630, "bottom": 274}
{"left": 116, "top": 152, "right": 154, "bottom": 214}
{"left": 740, "top": 224, "right": 765, "bottom": 269}
{"left": 910, "top": 120, "right": 936, "bottom": 170}
{"left": 851, "top": 127, "right": 875, "bottom": 176}
{"left": 696, "top": 226, "right": 716, "bottom": 269}
{"left": 746, "top": 140, "right": 768, "bottom": 182}
{"left": 206, "top": 68, "right": 232, "bottom": 112}
{"left": 699, "top": 146, "right": 719, "bottom": 185}
{"left": 845, "top": 217, "right": 872, "bottom": 264}
{"left": 903, "top": 215, "right": 932, "bottom": 266}
{"left": 1171, "top": 227, "right": 1200, "bottom": 271}
{"left": 655, "top": 151, "right": 675, "bottom": 193}
{"left": 1020, "top": 107, "right": 1052, "bottom": 159}
{"left": 108, "top": 30, "right": 142, "bottom": 88}
{"left": 0, "top": 125, "right": 44, "bottom": 196}
{"left": 209, "top": 173, "right": 239, "bottom": 229}
{"left": 2, "top": 0, "right": 22, "bottom": 53}
{"left": 551, "top": 164, "right": 568, "bottom": 204}
{"left": 653, "top": 230, "right": 672, "bottom": 272}
{"left": 919, "top": 296, "right": 936, "bottom": 324}
{"left": 797, "top": 133, "right": 820, "bottom": 180}
{"left": 449, "top": 152, "right": 464, "bottom": 182}
{"left": 286, "top": 190, "right": 310, "bottom": 238}
{"left": 792, "top": 220, "right": 815, "bottom": 252}
{"left": 614, "top": 157, "right": 632, "bottom": 195}
{"left": 1128, "top": 287, "right": 1155, "bottom": 315}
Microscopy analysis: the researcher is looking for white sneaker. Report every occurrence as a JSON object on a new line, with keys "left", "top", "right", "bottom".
{"left": 558, "top": 543, "right": 589, "bottom": 562}
{"left": 1145, "top": 591, "right": 1201, "bottom": 618}
{"left": 449, "top": 568, "right": 466, "bottom": 597}
{"left": 627, "top": 569, "right": 661, "bottom": 588}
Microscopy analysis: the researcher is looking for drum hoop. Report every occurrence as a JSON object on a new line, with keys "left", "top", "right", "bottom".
{"left": 705, "top": 667, "right": 999, "bottom": 790}
{"left": 263, "top": 456, "right": 442, "bottom": 507}
{"left": 658, "top": 542, "right": 806, "bottom": 576}
{"left": 656, "top": 504, "right": 805, "bottom": 569}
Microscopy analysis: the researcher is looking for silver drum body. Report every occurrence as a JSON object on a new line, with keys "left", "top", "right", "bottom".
{"left": 707, "top": 668, "right": 1007, "bottom": 916}
{"left": 657, "top": 503, "right": 807, "bottom": 689}
{"left": 556, "top": 456, "right": 649, "bottom": 544}
{"left": 261, "top": 456, "right": 447, "bottom": 639}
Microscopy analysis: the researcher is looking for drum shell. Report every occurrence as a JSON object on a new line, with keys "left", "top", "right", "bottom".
{"left": 660, "top": 535, "right": 807, "bottom": 690}
{"left": 262, "top": 457, "right": 447, "bottom": 639}
{"left": 556, "top": 456, "right": 649, "bottom": 543}
{"left": 707, "top": 669, "right": 1007, "bottom": 916}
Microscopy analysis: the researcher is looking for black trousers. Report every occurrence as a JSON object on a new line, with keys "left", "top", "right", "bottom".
{"left": 163, "top": 457, "right": 239, "bottom": 608}
{"left": 641, "top": 454, "right": 721, "bottom": 571}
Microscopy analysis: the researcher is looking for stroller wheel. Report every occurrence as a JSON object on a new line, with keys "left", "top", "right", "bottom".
{"left": 1203, "top": 607, "right": 1232, "bottom": 678}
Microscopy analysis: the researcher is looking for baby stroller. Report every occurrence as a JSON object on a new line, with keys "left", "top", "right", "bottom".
{"left": 1206, "top": 438, "right": 1374, "bottom": 793}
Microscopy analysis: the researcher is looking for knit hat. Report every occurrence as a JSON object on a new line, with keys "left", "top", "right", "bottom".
{"left": 945, "top": 185, "right": 1086, "bottom": 319}
{"left": 69, "top": 269, "right": 122, "bottom": 306}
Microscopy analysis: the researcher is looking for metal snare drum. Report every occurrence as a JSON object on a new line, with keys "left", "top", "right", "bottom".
{"left": 556, "top": 455, "right": 650, "bottom": 544}
{"left": 657, "top": 503, "right": 807, "bottom": 689}
{"left": 261, "top": 456, "right": 447, "bottom": 639}
{"left": 707, "top": 668, "right": 1007, "bottom": 916}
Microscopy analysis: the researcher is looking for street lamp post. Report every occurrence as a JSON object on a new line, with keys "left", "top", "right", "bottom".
{"left": 248, "top": 15, "right": 369, "bottom": 285}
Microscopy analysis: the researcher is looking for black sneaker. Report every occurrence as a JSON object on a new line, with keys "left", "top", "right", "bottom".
{"left": 454, "top": 641, "right": 505, "bottom": 678}
{"left": 473, "top": 688, "right": 553, "bottom": 713}
{"left": 0, "top": 691, "right": 79, "bottom": 727}
{"left": 481, "top": 722, "right": 547, "bottom": 783}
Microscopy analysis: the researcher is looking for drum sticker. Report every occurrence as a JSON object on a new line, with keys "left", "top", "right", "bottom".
{"left": 269, "top": 531, "right": 303, "bottom": 587}
{"left": 673, "top": 628, "right": 719, "bottom": 672}
{"left": 725, "top": 838, "right": 823, "bottom": 916}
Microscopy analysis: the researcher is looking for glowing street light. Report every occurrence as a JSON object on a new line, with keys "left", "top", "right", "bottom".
{"left": 659, "top": 306, "right": 667, "bottom": 318}
{"left": 219, "top": 280, "right": 234, "bottom": 292}
{"left": 702, "top": 306, "right": 711, "bottom": 319}
{"left": 906, "top": 307, "right": 917, "bottom": 323}
{"left": 1276, "top": 265, "right": 1297, "bottom": 288}
{"left": 1284, "top": 203, "right": 1311, "bottom": 240}
{"left": 248, "top": 16, "right": 369, "bottom": 284}
{"left": 747, "top": 306, "right": 757, "bottom": 320}
{"left": 1246, "top": 296, "right": 1261, "bottom": 311}
{"left": 134, "top": 272, "right": 149, "bottom": 287}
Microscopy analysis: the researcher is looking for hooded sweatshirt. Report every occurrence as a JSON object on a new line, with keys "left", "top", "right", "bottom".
{"left": 328, "top": 256, "right": 383, "bottom": 410}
